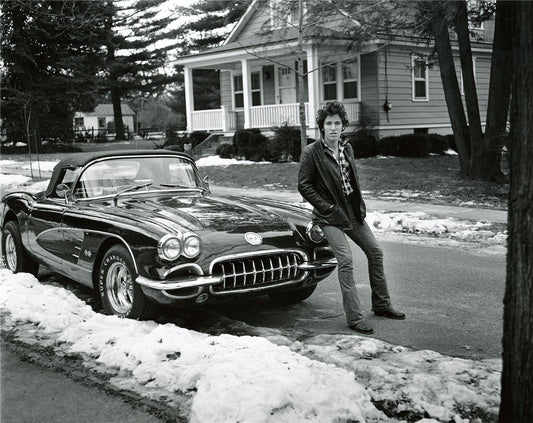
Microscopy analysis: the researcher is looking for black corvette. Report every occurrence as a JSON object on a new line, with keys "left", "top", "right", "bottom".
{"left": 1, "top": 150, "right": 336, "bottom": 319}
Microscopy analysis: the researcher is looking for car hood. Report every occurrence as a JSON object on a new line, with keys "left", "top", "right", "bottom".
{"left": 82, "top": 192, "right": 296, "bottom": 235}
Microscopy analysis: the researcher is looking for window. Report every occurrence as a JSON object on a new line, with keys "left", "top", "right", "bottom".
{"left": 74, "top": 117, "right": 84, "bottom": 128}
{"left": 342, "top": 59, "right": 359, "bottom": 99}
{"left": 412, "top": 56, "right": 428, "bottom": 101}
{"left": 323, "top": 64, "right": 337, "bottom": 101}
{"left": 233, "top": 72, "right": 261, "bottom": 108}
{"left": 233, "top": 75, "right": 244, "bottom": 108}
{"left": 251, "top": 72, "right": 262, "bottom": 106}
{"left": 98, "top": 117, "right": 106, "bottom": 128}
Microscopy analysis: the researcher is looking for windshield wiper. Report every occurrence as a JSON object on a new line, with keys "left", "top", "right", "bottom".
{"left": 113, "top": 182, "right": 153, "bottom": 205}
{"left": 159, "top": 183, "right": 189, "bottom": 188}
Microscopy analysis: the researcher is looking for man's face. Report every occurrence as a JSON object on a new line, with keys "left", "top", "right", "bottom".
{"left": 323, "top": 114, "right": 343, "bottom": 145}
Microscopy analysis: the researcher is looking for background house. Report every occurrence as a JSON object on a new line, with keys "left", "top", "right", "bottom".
{"left": 73, "top": 104, "right": 136, "bottom": 139}
{"left": 175, "top": 0, "right": 494, "bottom": 141}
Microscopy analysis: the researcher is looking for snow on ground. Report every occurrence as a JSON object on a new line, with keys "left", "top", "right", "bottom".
{"left": 0, "top": 270, "right": 500, "bottom": 423}
{"left": 196, "top": 156, "right": 271, "bottom": 167}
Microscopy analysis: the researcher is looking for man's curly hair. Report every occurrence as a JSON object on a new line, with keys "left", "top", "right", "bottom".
{"left": 316, "top": 101, "right": 349, "bottom": 135}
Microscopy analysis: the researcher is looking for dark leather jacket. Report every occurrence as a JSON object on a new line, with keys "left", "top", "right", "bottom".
{"left": 298, "top": 137, "right": 366, "bottom": 228}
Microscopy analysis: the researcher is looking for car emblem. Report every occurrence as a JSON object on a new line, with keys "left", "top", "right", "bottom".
{"left": 84, "top": 249, "right": 92, "bottom": 258}
{"left": 245, "top": 232, "right": 262, "bottom": 246}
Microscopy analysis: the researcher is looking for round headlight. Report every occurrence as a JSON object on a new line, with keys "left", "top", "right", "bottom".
{"left": 183, "top": 234, "right": 201, "bottom": 258}
{"left": 158, "top": 235, "right": 182, "bottom": 261}
{"left": 306, "top": 222, "right": 325, "bottom": 243}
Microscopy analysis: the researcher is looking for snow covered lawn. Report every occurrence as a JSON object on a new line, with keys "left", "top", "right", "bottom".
{"left": 0, "top": 270, "right": 501, "bottom": 423}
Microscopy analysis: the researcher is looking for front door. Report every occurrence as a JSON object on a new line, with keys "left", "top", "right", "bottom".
{"left": 278, "top": 67, "right": 297, "bottom": 104}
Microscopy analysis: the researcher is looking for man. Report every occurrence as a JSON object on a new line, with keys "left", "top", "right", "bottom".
{"left": 298, "top": 101, "right": 405, "bottom": 334}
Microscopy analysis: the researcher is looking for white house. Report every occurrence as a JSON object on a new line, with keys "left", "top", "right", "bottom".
{"left": 73, "top": 104, "right": 136, "bottom": 138}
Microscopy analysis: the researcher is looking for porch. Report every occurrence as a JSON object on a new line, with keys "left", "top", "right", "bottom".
{"left": 190, "top": 102, "right": 360, "bottom": 133}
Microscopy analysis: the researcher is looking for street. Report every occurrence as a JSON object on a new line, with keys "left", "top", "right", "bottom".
{"left": 206, "top": 239, "right": 506, "bottom": 359}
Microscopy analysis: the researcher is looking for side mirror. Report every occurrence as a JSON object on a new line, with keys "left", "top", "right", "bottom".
{"left": 202, "top": 175, "right": 210, "bottom": 193}
{"left": 55, "top": 183, "right": 71, "bottom": 202}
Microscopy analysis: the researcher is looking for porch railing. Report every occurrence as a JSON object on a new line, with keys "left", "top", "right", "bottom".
{"left": 250, "top": 103, "right": 309, "bottom": 128}
{"left": 189, "top": 102, "right": 360, "bottom": 132}
{"left": 190, "top": 106, "right": 235, "bottom": 131}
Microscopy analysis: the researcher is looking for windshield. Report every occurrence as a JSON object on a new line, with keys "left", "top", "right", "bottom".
{"left": 74, "top": 156, "right": 201, "bottom": 199}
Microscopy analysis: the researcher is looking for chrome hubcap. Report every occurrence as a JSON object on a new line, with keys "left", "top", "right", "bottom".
{"left": 106, "top": 262, "right": 134, "bottom": 314}
{"left": 4, "top": 233, "right": 17, "bottom": 271}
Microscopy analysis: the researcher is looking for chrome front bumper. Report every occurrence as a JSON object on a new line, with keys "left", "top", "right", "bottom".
{"left": 136, "top": 257, "right": 337, "bottom": 291}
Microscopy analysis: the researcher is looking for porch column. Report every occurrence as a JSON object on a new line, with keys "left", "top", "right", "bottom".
{"left": 184, "top": 66, "right": 194, "bottom": 133}
{"left": 306, "top": 44, "right": 319, "bottom": 129}
{"left": 241, "top": 59, "right": 251, "bottom": 129}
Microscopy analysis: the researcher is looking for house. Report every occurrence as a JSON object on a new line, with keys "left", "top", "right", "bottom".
{"left": 174, "top": 0, "right": 494, "bottom": 140}
{"left": 73, "top": 104, "right": 136, "bottom": 138}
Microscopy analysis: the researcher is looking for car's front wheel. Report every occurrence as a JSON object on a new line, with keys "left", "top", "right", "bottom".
{"left": 98, "top": 245, "right": 153, "bottom": 319}
{"left": 1, "top": 221, "right": 39, "bottom": 276}
{"left": 268, "top": 284, "right": 317, "bottom": 305}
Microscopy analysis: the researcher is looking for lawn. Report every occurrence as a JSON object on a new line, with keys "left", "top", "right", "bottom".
{"left": 200, "top": 154, "right": 509, "bottom": 210}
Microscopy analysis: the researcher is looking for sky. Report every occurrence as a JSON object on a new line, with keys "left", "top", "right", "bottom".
{"left": 0, "top": 155, "right": 504, "bottom": 422}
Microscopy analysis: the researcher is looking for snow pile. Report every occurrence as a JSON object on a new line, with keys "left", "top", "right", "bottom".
{"left": 292, "top": 335, "right": 501, "bottom": 422}
{"left": 366, "top": 211, "right": 507, "bottom": 246}
{"left": 0, "top": 174, "right": 50, "bottom": 194}
{"left": 0, "top": 269, "right": 501, "bottom": 423}
{"left": 0, "top": 270, "right": 381, "bottom": 423}
{"left": 196, "top": 156, "right": 270, "bottom": 167}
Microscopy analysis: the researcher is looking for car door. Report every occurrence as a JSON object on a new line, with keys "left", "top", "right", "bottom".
{"left": 25, "top": 197, "right": 68, "bottom": 264}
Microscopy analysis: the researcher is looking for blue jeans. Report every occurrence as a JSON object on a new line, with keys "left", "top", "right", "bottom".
{"left": 320, "top": 203, "right": 391, "bottom": 326}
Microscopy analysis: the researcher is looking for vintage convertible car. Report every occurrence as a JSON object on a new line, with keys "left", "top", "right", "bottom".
{"left": 1, "top": 150, "right": 336, "bottom": 319}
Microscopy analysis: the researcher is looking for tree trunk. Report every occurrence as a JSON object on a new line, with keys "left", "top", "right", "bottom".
{"left": 483, "top": 0, "right": 513, "bottom": 183}
{"left": 297, "top": 0, "right": 307, "bottom": 158}
{"left": 105, "top": 0, "right": 125, "bottom": 141}
{"left": 430, "top": 10, "right": 471, "bottom": 176}
{"left": 110, "top": 80, "right": 125, "bottom": 141}
{"left": 454, "top": 0, "right": 484, "bottom": 179}
{"left": 498, "top": 2, "right": 533, "bottom": 422}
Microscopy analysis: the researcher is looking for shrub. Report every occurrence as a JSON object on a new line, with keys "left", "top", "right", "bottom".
{"left": 216, "top": 143, "right": 234, "bottom": 158}
{"left": 188, "top": 131, "right": 210, "bottom": 149}
{"left": 347, "top": 131, "right": 378, "bottom": 158}
{"left": 445, "top": 134, "right": 457, "bottom": 152}
{"left": 270, "top": 123, "right": 300, "bottom": 162}
{"left": 162, "top": 133, "right": 188, "bottom": 151}
{"left": 377, "top": 134, "right": 430, "bottom": 157}
{"left": 427, "top": 133, "right": 449, "bottom": 154}
{"left": 232, "top": 129, "right": 268, "bottom": 161}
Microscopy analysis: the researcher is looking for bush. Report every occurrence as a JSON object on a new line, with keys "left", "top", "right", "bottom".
{"left": 445, "top": 134, "right": 457, "bottom": 152}
{"left": 162, "top": 132, "right": 188, "bottom": 151}
{"left": 232, "top": 129, "right": 269, "bottom": 161}
{"left": 188, "top": 131, "right": 210, "bottom": 149}
{"left": 347, "top": 131, "right": 378, "bottom": 158}
{"left": 270, "top": 124, "right": 300, "bottom": 162}
{"left": 377, "top": 134, "right": 430, "bottom": 157}
{"left": 427, "top": 133, "right": 449, "bottom": 154}
{"left": 216, "top": 143, "right": 234, "bottom": 158}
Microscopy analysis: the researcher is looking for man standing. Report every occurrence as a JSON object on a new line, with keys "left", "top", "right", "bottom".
{"left": 298, "top": 101, "right": 405, "bottom": 334}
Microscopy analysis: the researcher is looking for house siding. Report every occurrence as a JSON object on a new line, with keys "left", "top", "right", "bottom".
{"left": 220, "top": 71, "right": 232, "bottom": 109}
{"left": 235, "top": 5, "right": 270, "bottom": 43}
{"left": 360, "top": 52, "right": 379, "bottom": 127}
{"left": 378, "top": 46, "right": 450, "bottom": 131}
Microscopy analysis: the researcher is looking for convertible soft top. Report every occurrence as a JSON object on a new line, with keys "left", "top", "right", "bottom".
{"left": 45, "top": 149, "right": 193, "bottom": 197}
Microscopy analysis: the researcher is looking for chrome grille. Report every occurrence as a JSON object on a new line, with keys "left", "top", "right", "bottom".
{"left": 211, "top": 251, "right": 305, "bottom": 292}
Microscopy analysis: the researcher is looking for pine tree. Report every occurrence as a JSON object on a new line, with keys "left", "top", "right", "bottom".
{"left": 0, "top": 1, "right": 106, "bottom": 147}
{"left": 102, "top": 0, "right": 183, "bottom": 140}
{"left": 167, "top": 0, "right": 251, "bottom": 114}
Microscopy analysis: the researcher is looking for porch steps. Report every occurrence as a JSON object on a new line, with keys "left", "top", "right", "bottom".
{"left": 191, "top": 133, "right": 233, "bottom": 158}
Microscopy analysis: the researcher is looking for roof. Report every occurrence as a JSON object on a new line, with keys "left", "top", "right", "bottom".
{"left": 45, "top": 149, "right": 192, "bottom": 196}
{"left": 81, "top": 104, "right": 135, "bottom": 117}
